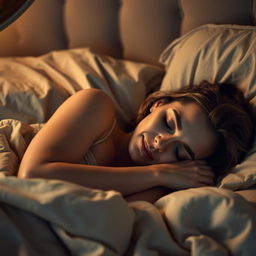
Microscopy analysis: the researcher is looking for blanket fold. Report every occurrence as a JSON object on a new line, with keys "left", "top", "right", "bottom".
{"left": 0, "top": 173, "right": 255, "bottom": 255}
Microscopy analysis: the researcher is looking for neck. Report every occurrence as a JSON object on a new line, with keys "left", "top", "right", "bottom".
{"left": 112, "top": 126, "right": 134, "bottom": 166}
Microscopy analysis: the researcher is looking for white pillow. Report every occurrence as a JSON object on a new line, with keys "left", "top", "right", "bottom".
{"left": 159, "top": 24, "right": 256, "bottom": 190}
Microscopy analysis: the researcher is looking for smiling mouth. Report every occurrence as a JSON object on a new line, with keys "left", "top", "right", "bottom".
{"left": 142, "top": 135, "right": 154, "bottom": 161}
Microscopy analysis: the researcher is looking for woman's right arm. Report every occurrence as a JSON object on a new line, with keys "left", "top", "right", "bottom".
{"left": 17, "top": 88, "right": 161, "bottom": 196}
{"left": 19, "top": 159, "right": 214, "bottom": 197}
{"left": 152, "top": 160, "right": 215, "bottom": 190}
{"left": 18, "top": 89, "right": 214, "bottom": 196}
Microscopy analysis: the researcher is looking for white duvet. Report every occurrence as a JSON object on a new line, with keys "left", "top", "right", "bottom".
{"left": 0, "top": 173, "right": 255, "bottom": 255}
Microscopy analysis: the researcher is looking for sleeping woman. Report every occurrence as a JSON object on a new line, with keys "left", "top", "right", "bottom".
{"left": 18, "top": 81, "right": 254, "bottom": 202}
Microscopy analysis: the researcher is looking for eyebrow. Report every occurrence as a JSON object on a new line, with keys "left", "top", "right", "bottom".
{"left": 173, "top": 109, "right": 195, "bottom": 160}
{"left": 173, "top": 109, "right": 182, "bottom": 131}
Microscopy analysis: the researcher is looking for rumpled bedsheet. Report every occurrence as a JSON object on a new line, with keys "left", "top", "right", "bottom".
{"left": 0, "top": 173, "right": 255, "bottom": 255}
{"left": 0, "top": 47, "right": 163, "bottom": 127}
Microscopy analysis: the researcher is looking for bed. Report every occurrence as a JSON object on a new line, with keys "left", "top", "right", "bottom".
{"left": 0, "top": 0, "right": 256, "bottom": 255}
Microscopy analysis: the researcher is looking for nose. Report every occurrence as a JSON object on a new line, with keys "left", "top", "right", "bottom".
{"left": 153, "top": 133, "right": 177, "bottom": 152}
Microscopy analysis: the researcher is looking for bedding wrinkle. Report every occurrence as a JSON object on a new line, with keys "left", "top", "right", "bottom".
{"left": 185, "top": 235, "right": 228, "bottom": 256}
{"left": 155, "top": 187, "right": 256, "bottom": 255}
{"left": 0, "top": 174, "right": 135, "bottom": 255}
{"left": 0, "top": 48, "right": 163, "bottom": 127}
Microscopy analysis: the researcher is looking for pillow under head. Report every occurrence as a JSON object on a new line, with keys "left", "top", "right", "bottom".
{"left": 159, "top": 24, "right": 256, "bottom": 190}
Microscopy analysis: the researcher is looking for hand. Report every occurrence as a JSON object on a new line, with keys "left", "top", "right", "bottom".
{"left": 152, "top": 160, "right": 215, "bottom": 190}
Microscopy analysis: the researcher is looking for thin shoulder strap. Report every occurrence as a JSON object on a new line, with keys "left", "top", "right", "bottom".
{"left": 92, "top": 118, "right": 116, "bottom": 146}
{"left": 83, "top": 149, "right": 97, "bottom": 165}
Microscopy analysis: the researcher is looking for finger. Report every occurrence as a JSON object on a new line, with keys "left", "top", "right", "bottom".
{"left": 195, "top": 161, "right": 213, "bottom": 170}
{"left": 193, "top": 160, "right": 209, "bottom": 165}
{"left": 198, "top": 169, "right": 215, "bottom": 177}
{"left": 186, "top": 161, "right": 213, "bottom": 173}
{"left": 184, "top": 160, "right": 210, "bottom": 168}
{"left": 176, "top": 160, "right": 191, "bottom": 164}
{"left": 198, "top": 165, "right": 213, "bottom": 172}
{"left": 198, "top": 175, "right": 215, "bottom": 185}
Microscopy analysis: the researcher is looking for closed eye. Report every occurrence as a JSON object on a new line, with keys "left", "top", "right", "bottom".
{"left": 163, "top": 115, "right": 175, "bottom": 134}
{"left": 175, "top": 146, "right": 181, "bottom": 161}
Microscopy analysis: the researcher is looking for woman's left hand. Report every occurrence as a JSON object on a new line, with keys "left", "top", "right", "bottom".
{"left": 150, "top": 160, "right": 215, "bottom": 190}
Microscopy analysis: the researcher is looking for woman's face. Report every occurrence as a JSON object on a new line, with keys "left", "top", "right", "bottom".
{"left": 129, "top": 100, "right": 217, "bottom": 165}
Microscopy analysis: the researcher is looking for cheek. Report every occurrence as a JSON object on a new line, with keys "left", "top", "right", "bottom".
{"left": 204, "top": 135, "right": 218, "bottom": 158}
{"left": 138, "top": 112, "right": 161, "bottom": 131}
{"left": 192, "top": 135, "right": 217, "bottom": 159}
{"left": 129, "top": 132, "right": 137, "bottom": 152}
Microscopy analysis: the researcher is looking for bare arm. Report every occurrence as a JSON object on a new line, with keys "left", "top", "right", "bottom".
{"left": 19, "top": 159, "right": 214, "bottom": 198}
{"left": 18, "top": 89, "right": 160, "bottom": 196}
{"left": 18, "top": 89, "right": 215, "bottom": 199}
{"left": 20, "top": 160, "right": 162, "bottom": 196}
{"left": 125, "top": 187, "right": 172, "bottom": 203}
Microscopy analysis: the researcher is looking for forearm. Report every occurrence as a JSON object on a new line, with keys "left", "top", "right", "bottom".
{"left": 18, "top": 161, "right": 160, "bottom": 196}
{"left": 125, "top": 187, "right": 172, "bottom": 203}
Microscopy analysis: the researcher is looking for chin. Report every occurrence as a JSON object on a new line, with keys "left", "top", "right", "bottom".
{"left": 129, "top": 135, "right": 151, "bottom": 165}
{"left": 129, "top": 150, "right": 145, "bottom": 166}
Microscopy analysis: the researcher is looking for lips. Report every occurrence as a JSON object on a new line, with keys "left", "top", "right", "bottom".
{"left": 142, "top": 135, "right": 154, "bottom": 161}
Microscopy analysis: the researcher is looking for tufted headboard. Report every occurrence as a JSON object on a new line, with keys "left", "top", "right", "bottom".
{"left": 0, "top": 0, "right": 255, "bottom": 65}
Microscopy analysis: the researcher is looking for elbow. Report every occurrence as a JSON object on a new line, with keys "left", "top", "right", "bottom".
{"left": 18, "top": 168, "right": 35, "bottom": 179}
{"left": 18, "top": 164, "right": 43, "bottom": 179}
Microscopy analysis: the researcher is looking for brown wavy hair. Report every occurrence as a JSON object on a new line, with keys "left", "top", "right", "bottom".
{"left": 136, "top": 81, "right": 254, "bottom": 176}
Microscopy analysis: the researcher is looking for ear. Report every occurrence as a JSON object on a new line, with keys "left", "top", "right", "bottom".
{"left": 150, "top": 99, "right": 166, "bottom": 113}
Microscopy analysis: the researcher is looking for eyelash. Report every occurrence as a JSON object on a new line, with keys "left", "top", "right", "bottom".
{"left": 164, "top": 116, "right": 175, "bottom": 133}
{"left": 163, "top": 116, "right": 180, "bottom": 161}
{"left": 175, "top": 146, "right": 181, "bottom": 161}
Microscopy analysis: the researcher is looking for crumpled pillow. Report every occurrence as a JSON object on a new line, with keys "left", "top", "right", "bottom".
{"left": 0, "top": 119, "right": 43, "bottom": 175}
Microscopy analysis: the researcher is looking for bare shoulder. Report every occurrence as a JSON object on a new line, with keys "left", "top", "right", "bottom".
{"left": 53, "top": 88, "right": 115, "bottom": 128}
{"left": 71, "top": 88, "right": 115, "bottom": 114}
{"left": 75, "top": 88, "right": 114, "bottom": 105}
{"left": 20, "top": 88, "right": 116, "bottom": 167}
{"left": 48, "top": 88, "right": 116, "bottom": 141}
